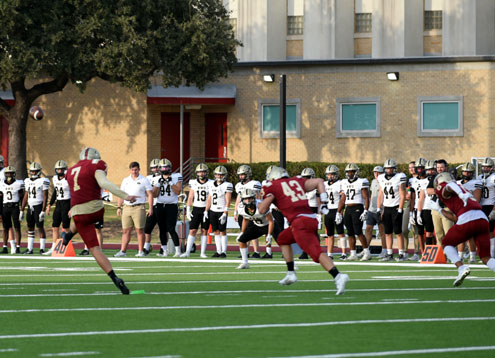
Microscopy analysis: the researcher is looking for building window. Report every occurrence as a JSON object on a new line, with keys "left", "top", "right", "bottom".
{"left": 258, "top": 99, "right": 301, "bottom": 138}
{"left": 336, "top": 97, "right": 381, "bottom": 138}
{"left": 355, "top": 13, "right": 372, "bottom": 33}
{"left": 424, "top": 10, "right": 442, "bottom": 30}
{"left": 418, "top": 96, "right": 463, "bottom": 137}
{"left": 287, "top": 16, "right": 304, "bottom": 35}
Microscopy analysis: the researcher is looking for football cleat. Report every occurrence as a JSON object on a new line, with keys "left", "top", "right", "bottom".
{"left": 454, "top": 266, "right": 471, "bottom": 287}
{"left": 114, "top": 251, "right": 126, "bottom": 257}
{"left": 79, "top": 249, "right": 90, "bottom": 256}
{"left": 339, "top": 254, "right": 347, "bottom": 260}
{"left": 142, "top": 248, "right": 150, "bottom": 256}
{"left": 360, "top": 252, "right": 372, "bottom": 261}
{"left": 23, "top": 249, "right": 34, "bottom": 255}
{"left": 377, "top": 251, "right": 387, "bottom": 259}
{"left": 408, "top": 254, "right": 420, "bottom": 261}
{"left": 1, "top": 247, "right": 8, "bottom": 254}
{"left": 261, "top": 253, "right": 273, "bottom": 259}
{"left": 335, "top": 273, "right": 349, "bottom": 295}
{"left": 15, "top": 247, "right": 20, "bottom": 254}
{"left": 298, "top": 252, "right": 309, "bottom": 260}
{"left": 279, "top": 271, "right": 298, "bottom": 286}
{"left": 200, "top": 253, "right": 208, "bottom": 258}
{"left": 173, "top": 252, "right": 181, "bottom": 258}
{"left": 357, "top": 251, "right": 365, "bottom": 258}
{"left": 251, "top": 252, "right": 261, "bottom": 259}
{"left": 236, "top": 263, "right": 250, "bottom": 269}
{"left": 396, "top": 254, "right": 406, "bottom": 262}
{"left": 346, "top": 254, "right": 358, "bottom": 261}
{"left": 39, "top": 249, "right": 45, "bottom": 255}
{"left": 114, "top": 277, "right": 130, "bottom": 295}
{"left": 328, "top": 254, "right": 334, "bottom": 260}
{"left": 212, "top": 252, "right": 221, "bottom": 258}
{"left": 220, "top": 252, "right": 227, "bottom": 258}
{"left": 135, "top": 252, "right": 146, "bottom": 257}
{"left": 42, "top": 249, "right": 53, "bottom": 256}
{"left": 179, "top": 252, "right": 190, "bottom": 258}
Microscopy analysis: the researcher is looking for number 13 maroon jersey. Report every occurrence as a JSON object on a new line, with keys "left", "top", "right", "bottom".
{"left": 262, "top": 176, "right": 313, "bottom": 223}
{"left": 66, "top": 159, "right": 108, "bottom": 208}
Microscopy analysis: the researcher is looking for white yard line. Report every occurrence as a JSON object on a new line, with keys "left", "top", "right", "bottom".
{"left": 263, "top": 345, "right": 495, "bottom": 358}
{"left": 39, "top": 352, "right": 100, "bottom": 357}
{"left": 1, "top": 298, "right": 495, "bottom": 314}
{"left": 1, "top": 317, "right": 494, "bottom": 339}
{"left": 0, "top": 348, "right": 17, "bottom": 353}
{"left": 1, "top": 286, "right": 494, "bottom": 298}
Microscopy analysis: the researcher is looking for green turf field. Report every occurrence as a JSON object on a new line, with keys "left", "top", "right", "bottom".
{"left": 1, "top": 254, "right": 494, "bottom": 358}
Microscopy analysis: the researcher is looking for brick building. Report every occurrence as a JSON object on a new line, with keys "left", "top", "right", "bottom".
{"left": 1, "top": 0, "right": 495, "bottom": 183}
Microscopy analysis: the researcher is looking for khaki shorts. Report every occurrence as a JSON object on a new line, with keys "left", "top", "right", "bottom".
{"left": 122, "top": 204, "right": 146, "bottom": 229}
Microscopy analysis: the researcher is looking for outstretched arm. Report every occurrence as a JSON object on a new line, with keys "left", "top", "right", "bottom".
{"left": 94, "top": 170, "right": 134, "bottom": 201}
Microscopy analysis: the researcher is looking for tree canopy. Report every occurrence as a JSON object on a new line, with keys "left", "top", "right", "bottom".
{"left": 0, "top": 0, "right": 239, "bottom": 175}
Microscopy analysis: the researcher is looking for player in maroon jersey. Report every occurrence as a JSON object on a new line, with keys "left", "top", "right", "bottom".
{"left": 63, "top": 147, "right": 138, "bottom": 294}
{"left": 259, "top": 166, "right": 349, "bottom": 295}
{"left": 430, "top": 172, "right": 495, "bottom": 287}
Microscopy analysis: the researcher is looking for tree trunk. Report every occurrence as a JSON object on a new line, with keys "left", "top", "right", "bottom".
{"left": 7, "top": 101, "right": 29, "bottom": 179}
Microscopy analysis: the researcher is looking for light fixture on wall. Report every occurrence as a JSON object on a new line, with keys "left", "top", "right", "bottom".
{"left": 387, "top": 72, "right": 399, "bottom": 81}
{"left": 263, "top": 74, "right": 275, "bottom": 83}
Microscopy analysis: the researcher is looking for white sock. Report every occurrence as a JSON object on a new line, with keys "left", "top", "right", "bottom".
{"left": 350, "top": 250, "right": 356, "bottom": 256}
{"left": 10, "top": 240, "right": 16, "bottom": 252}
{"left": 399, "top": 249, "right": 404, "bottom": 256}
{"left": 144, "top": 242, "right": 151, "bottom": 251}
{"left": 458, "top": 251, "right": 464, "bottom": 259}
{"left": 443, "top": 245, "right": 461, "bottom": 264}
{"left": 387, "top": 249, "right": 393, "bottom": 255}
{"left": 491, "top": 238, "right": 495, "bottom": 258}
{"left": 240, "top": 247, "right": 248, "bottom": 264}
{"left": 266, "top": 247, "right": 272, "bottom": 255}
{"left": 222, "top": 235, "right": 228, "bottom": 253}
{"left": 161, "top": 245, "right": 168, "bottom": 253}
{"left": 175, "top": 246, "right": 181, "bottom": 255}
{"left": 200, "top": 236, "right": 208, "bottom": 255}
{"left": 470, "top": 251, "right": 476, "bottom": 260}
{"left": 40, "top": 238, "right": 46, "bottom": 251}
{"left": 214, "top": 235, "right": 221, "bottom": 254}
{"left": 339, "top": 238, "right": 346, "bottom": 249}
{"left": 185, "top": 235, "right": 195, "bottom": 254}
{"left": 28, "top": 233, "right": 35, "bottom": 251}
{"left": 363, "top": 248, "right": 370, "bottom": 255}
{"left": 486, "top": 258, "right": 495, "bottom": 271}
{"left": 381, "top": 248, "right": 386, "bottom": 254}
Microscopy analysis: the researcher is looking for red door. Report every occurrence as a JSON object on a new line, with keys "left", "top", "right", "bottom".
{"left": 205, "top": 113, "right": 227, "bottom": 163}
{"left": 160, "top": 112, "right": 190, "bottom": 170}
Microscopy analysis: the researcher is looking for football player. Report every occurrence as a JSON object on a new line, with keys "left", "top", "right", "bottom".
{"left": 298, "top": 168, "right": 320, "bottom": 260}
{"left": 409, "top": 158, "right": 428, "bottom": 260}
{"left": 19, "top": 162, "right": 50, "bottom": 254}
{"left": 181, "top": 163, "right": 213, "bottom": 258}
{"left": 234, "top": 165, "right": 262, "bottom": 258}
{"left": 143, "top": 158, "right": 160, "bottom": 255}
{"left": 478, "top": 158, "right": 495, "bottom": 257}
{"left": 338, "top": 163, "right": 371, "bottom": 261}
{"left": 323, "top": 165, "right": 346, "bottom": 259}
{"left": 401, "top": 161, "right": 417, "bottom": 260}
{"left": 62, "top": 147, "right": 138, "bottom": 294}
{"left": 236, "top": 188, "right": 277, "bottom": 269}
{"left": 0, "top": 166, "right": 24, "bottom": 254}
{"left": 259, "top": 166, "right": 349, "bottom": 295}
{"left": 44, "top": 160, "right": 71, "bottom": 255}
{"left": 153, "top": 158, "right": 183, "bottom": 257}
{"left": 428, "top": 172, "right": 495, "bottom": 286}
{"left": 457, "top": 162, "right": 483, "bottom": 263}
{"left": 365, "top": 166, "right": 386, "bottom": 259}
{"left": 205, "top": 166, "right": 233, "bottom": 257}
{"left": 377, "top": 159, "right": 407, "bottom": 261}
{"left": 261, "top": 165, "right": 285, "bottom": 258}
{"left": 417, "top": 160, "right": 437, "bottom": 247}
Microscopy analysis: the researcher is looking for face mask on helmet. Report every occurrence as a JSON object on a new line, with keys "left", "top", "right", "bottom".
{"left": 346, "top": 171, "right": 356, "bottom": 181}
{"left": 160, "top": 166, "right": 171, "bottom": 175}
{"left": 150, "top": 166, "right": 159, "bottom": 174}
{"left": 196, "top": 170, "right": 208, "bottom": 181}
{"left": 461, "top": 171, "right": 473, "bottom": 181}
{"left": 5, "top": 173, "right": 15, "bottom": 183}
{"left": 238, "top": 173, "right": 248, "bottom": 183}
{"left": 30, "top": 170, "right": 41, "bottom": 179}
{"left": 384, "top": 167, "right": 396, "bottom": 179}
{"left": 482, "top": 166, "right": 493, "bottom": 176}
{"left": 242, "top": 197, "right": 256, "bottom": 212}
{"left": 55, "top": 168, "right": 66, "bottom": 178}
{"left": 415, "top": 166, "right": 425, "bottom": 176}
{"left": 215, "top": 174, "right": 225, "bottom": 183}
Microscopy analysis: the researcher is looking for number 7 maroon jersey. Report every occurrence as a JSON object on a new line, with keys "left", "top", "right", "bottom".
{"left": 66, "top": 159, "right": 108, "bottom": 208}
{"left": 262, "top": 176, "right": 313, "bottom": 223}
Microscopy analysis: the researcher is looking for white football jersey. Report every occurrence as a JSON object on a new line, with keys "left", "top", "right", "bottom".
{"left": 238, "top": 199, "right": 270, "bottom": 227}
{"left": 378, "top": 172, "right": 407, "bottom": 207}
{"left": 0, "top": 179, "right": 24, "bottom": 204}
{"left": 235, "top": 180, "right": 262, "bottom": 196}
{"left": 458, "top": 178, "right": 482, "bottom": 196}
{"left": 52, "top": 176, "right": 71, "bottom": 201}
{"left": 155, "top": 173, "right": 182, "bottom": 204}
{"left": 324, "top": 180, "right": 342, "bottom": 210}
{"left": 189, "top": 178, "right": 213, "bottom": 208}
{"left": 147, "top": 174, "right": 161, "bottom": 205}
{"left": 24, "top": 177, "right": 50, "bottom": 206}
{"left": 340, "top": 177, "right": 369, "bottom": 205}
{"left": 420, "top": 178, "right": 435, "bottom": 209}
{"left": 0, "top": 168, "right": 5, "bottom": 182}
{"left": 478, "top": 173, "right": 495, "bottom": 206}
{"left": 306, "top": 189, "right": 318, "bottom": 208}
{"left": 208, "top": 180, "right": 233, "bottom": 212}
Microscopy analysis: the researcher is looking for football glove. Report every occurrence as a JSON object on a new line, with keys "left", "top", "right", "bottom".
{"left": 397, "top": 208, "right": 403, "bottom": 214}
{"left": 39, "top": 212, "right": 45, "bottom": 222}
{"left": 202, "top": 210, "right": 209, "bottom": 222}
{"left": 265, "top": 234, "right": 273, "bottom": 245}
{"left": 458, "top": 192, "right": 472, "bottom": 207}
{"left": 409, "top": 212, "right": 416, "bottom": 226}
{"left": 426, "top": 200, "right": 443, "bottom": 213}
{"left": 319, "top": 192, "right": 329, "bottom": 215}
{"left": 335, "top": 212, "right": 343, "bottom": 225}
{"left": 488, "top": 210, "right": 495, "bottom": 221}
{"left": 19, "top": 211, "right": 24, "bottom": 222}
{"left": 416, "top": 211, "right": 423, "bottom": 226}
{"left": 359, "top": 209, "right": 368, "bottom": 222}
{"left": 186, "top": 206, "right": 193, "bottom": 221}
{"left": 219, "top": 212, "right": 227, "bottom": 225}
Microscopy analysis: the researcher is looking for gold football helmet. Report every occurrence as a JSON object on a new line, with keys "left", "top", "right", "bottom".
{"left": 29, "top": 162, "right": 42, "bottom": 179}
{"left": 237, "top": 165, "right": 252, "bottom": 182}
{"left": 265, "top": 165, "right": 275, "bottom": 180}
{"left": 415, "top": 158, "right": 427, "bottom": 168}
{"left": 345, "top": 163, "right": 359, "bottom": 180}
{"left": 301, "top": 168, "right": 315, "bottom": 179}
{"left": 54, "top": 160, "right": 68, "bottom": 176}
{"left": 481, "top": 157, "right": 494, "bottom": 176}
{"left": 460, "top": 162, "right": 475, "bottom": 181}
{"left": 159, "top": 158, "right": 172, "bottom": 175}
{"left": 325, "top": 165, "right": 339, "bottom": 182}
{"left": 4, "top": 166, "right": 16, "bottom": 182}
{"left": 214, "top": 165, "right": 228, "bottom": 182}
{"left": 79, "top": 147, "right": 101, "bottom": 160}
{"left": 425, "top": 160, "right": 436, "bottom": 171}
{"left": 195, "top": 163, "right": 209, "bottom": 180}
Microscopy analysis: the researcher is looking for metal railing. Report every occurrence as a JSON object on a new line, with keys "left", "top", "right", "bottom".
{"left": 174, "top": 157, "right": 233, "bottom": 185}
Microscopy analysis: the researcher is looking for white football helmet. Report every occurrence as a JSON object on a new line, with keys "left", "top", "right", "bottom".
{"left": 214, "top": 165, "right": 228, "bottom": 183}
{"left": 4, "top": 166, "right": 16, "bottom": 182}
{"left": 345, "top": 163, "right": 359, "bottom": 180}
{"left": 54, "top": 160, "right": 68, "bottom": 176}
{"left": 325, "top": 165, "right": 340, "bottom": 182}
{"left": 80, "top": 147, "right": 101, "bottom": 160}
{"left": 301, "top": 168, "right": 315, "bottom": 179}
{"left": 266, "top": 166, "right": 288, "bottom": 181}
{"left": 237, "top": 165, "right": 252, "bottom": 183}
{"left": 159, "top": 158, "right": 172, "bottom": 175}
{"left": 481, "top": 157, "right": 494, "bottom": 176}
{"left": 29, "top": 162, "right": 42, "bottom": 179}
{"left": 149, "top": 158, "right": 160, "bottom": 173}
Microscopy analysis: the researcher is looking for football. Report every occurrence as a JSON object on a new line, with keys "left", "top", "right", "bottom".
{"left": 29, "top": 106, "right": 44, "bottom": 121}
